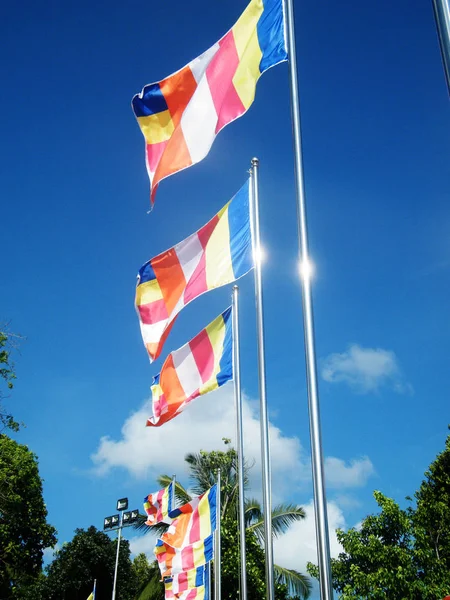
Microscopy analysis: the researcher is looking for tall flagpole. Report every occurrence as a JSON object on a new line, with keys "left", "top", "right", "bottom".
{"left": 232, "top": 285, "right": 248, "bottom": 600}
{"left": 282, "top": 0, "right": 334, "bottom": 598}
{"left": 214, "top": 469, "right": 221, "bottom": 600}
{"left": 432, "top": 0, "right": 450, "bottom": 93}
{"left": 111, "top": 521, "right": 122, "bottom": 600}
{"left": 93, "top": 579, "right": 97, "bottom": 600}
{"left": 250, "top": 158, "right": 275, "bottom": 600}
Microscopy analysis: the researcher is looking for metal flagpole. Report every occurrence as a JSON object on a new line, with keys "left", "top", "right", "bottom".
{"left": 282, "top": 0, "right": 334, "bottom": 598}
{"left": 432, "top": 0, "right": 450, "bottom": 93}
{"left": 214, "top": 469, "right": 221, "bottom": 600}
{"left": 112, "top": 519, "right": 122, "bottom": 600}
{"left": 249, "top": 158, "right": 275, "bottom": 600}
{"left": 207, "top": 561, "right": 212, "bottom": 600}
{"left": 232, "top": 285, "right": 248, "bottom": 600}
{"left": 93, "top": 579, "right": 97, "bottom": 600}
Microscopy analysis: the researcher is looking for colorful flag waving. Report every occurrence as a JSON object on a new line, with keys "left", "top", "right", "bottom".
{"left": 132, "top": 0, "right": 287, "bottom": 205}
{"left": 162, "top": 485, "right": 217, "bottom": 548}
{"left": 143, "top": 481, "right": 174, "bottom": 525}
{"left": 147, "top": 308, "right": 232, "bottom": 427}
{"left": 155, "top": 534, "right": 214, "bottom": 577}
{"left": 164, "top": 566, "right": 208, "bottom": 600}
{"left": 136, "top": 181, "right": 252, "bottom": 362}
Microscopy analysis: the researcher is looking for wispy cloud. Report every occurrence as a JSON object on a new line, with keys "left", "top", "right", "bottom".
{"left": 321, "top": 344, "right": 412, "bottom": 394}
{"left": 325, "top": 456, "right": 375, "bottom": 488}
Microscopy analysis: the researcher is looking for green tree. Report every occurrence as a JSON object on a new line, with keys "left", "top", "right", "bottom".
{"left": 307, "top": 429, "right": 450, "bottom": 599}
{"left": 38, "top": 526, "right": 138, "bottom": 600}
{"left": 134, "top": 559, "right": 163, "bottom": 600}
{"left": 0, "top": 328, "right": 21, "bottom": 432}
{"left": 137, "top": 442, "right": 311, "bottom": 599}
{"left": 0, "top": 434, "right": 57, "bottom": 598}
{"left": 133, "top": 553, "right": 161, "bottom": 597}
{"left": 412, "top": 430, "right": 450, "bottom": 597}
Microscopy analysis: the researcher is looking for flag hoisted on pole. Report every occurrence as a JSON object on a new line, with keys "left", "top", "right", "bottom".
{"left": 282, "top": 0, "right": 334, "bottom": 597}
{"left": 131, "top": 0, "right": 287, "bottom": 206}
{"left": 432, "top": 0, "right": 450, "bottom": 93}
{"left": 249, "top": 158, "right": 275, "bottom": 600}
{"left": 232, "top": 285, "right": 247, "bottom": 600}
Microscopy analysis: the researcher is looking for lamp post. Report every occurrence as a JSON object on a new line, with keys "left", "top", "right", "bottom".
{"left": 103, "top": 498, "right": 139, "bottom": 600}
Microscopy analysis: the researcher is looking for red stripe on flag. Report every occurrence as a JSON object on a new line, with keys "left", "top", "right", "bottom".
{"left": 146, "top": 140, "right": 168, "bottom": 173}
{"left": 181, "top": 545, "right": 194, "bottom": 572}
{"left": 184, "top": 214, "right": 220, "bottom": 302}
{"left": 205, "top": 31, "right": 245, "bottom": 133}
{"left": 188, "top": 506, "right": 201, "bottom": 545}
{"left": 190, "top": 329, "right": 215, "bottom": 384}
{"left": 197, "top": 214, "right": 219, "bottom": 249}
{"left": 138, "top": 299, "right": 168, "bottom": 324}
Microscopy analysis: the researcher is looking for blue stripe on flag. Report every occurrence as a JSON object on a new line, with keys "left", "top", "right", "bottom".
{"left": 216, "top": 307, "right": 233, "bottom": 388}
{"left": 228, "top": 180, "right": 253, "bottom": 280}
{"left": 258, "top": 0, "right": 288, "bottom": 73}
{"left": 195, "top": 566, "right": 206, "bottom": 588}
{"left": 138, "top": 260, "right": 157, "bottom": 285}
{"left": 132, "top": 82, "right": 168, "bottom": 117}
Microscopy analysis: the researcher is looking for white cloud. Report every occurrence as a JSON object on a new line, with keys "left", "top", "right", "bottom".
{"left": 325, "top": 456, "right": 375, "bottom": 488}
{"left": 91, "top": 384, "right": 304, "bottom": 500}
{"left": 273, "top": 500, "right": 345, "bottom": 574}
{"left": 128, "top": 533, "right": 157, "bottom": 557}
{"left": 91, "top": 384, "right": 375, "bottom": 501}
{"left": 321, "top": 344, "right": 412, "bottom": 394}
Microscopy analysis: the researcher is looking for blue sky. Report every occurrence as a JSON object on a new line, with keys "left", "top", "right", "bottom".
{"left": 1, "top": 0, "right": 449, "bottom": 595}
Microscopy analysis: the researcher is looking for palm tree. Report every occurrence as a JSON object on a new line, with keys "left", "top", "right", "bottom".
{"left": 136, "top": 442, "right": 311, "bottom": 599}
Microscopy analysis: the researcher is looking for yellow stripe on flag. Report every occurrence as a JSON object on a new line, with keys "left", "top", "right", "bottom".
{"left": 137, "top": 111, "right": 174, "bottom": 144}
{"left": 199, "top": 314, "right": 226, "bottom": 396}
{"left": 136, "top": 278, "right": 164, "bottom": 305}
{"left": 205, "top": 208, "right": 234, "bottom": 289}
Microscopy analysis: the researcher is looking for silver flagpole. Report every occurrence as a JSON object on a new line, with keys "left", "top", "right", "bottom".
{"left": 207, "top": 562, "right": 212, "bottom": 600}
{"left": 111, "top": 519, "right": 122, "bottom": 600}
{"left": 214, "top": 469, "right": 221, "bottom": 600}
{"left": 282, "top": 0, "right": 334, "bottom": 598}
{"left": 250, "top": 158, "right": 275, "bottom": 600}
{"left": 432, "top": 0, "right": 450, "bottom": 93}
{"left": 232, "top": 285, "right": 248, "bottom": 600}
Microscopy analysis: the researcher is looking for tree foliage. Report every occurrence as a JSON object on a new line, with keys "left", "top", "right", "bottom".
{"left": 0, "top": 328, "right": 21, "bottom": 432}
{"left": 0, "top": 434, "right": 57, "bottom": 599}
{"left": 307, "top": 430, "right": 450, "bottom": 599}
{"left": 137, "top": 442, "right": 311, "bottom": 600}
{"left": 34, "top": 526, "right": 138, "bottom": 600}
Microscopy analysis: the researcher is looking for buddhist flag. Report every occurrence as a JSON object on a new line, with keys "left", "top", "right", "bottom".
{"left": 143, "top": 481, "right": 174, "bottom": 526}
{"left": 132, "top": 0, "right": 287, "bottom": 205}
{"left": 136, "top": 181, "right": 251, "bottom": 362}
{"left": 155, "top": 535, "right": 214, "bottom": 577}
{"left": 164, "top": 566, "right": 208, "bottom": 600}
{"left": 162, "top": 486, "right": 217, "bottom": 548}
{"left": 147, "top": 309, "right": 232, "bottom": 427}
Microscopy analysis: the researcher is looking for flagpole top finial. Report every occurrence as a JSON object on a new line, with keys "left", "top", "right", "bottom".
{"left": 251, "top": 157, "right": 259, "bottom": 167}
{"left": 233, "top": 285, "right": 238, "bottom": 291}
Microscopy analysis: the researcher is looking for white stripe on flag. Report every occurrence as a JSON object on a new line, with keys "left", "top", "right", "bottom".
{"left": 189, "top": 44, "right": 220, "bottom": 84}
{"left": 172, "top": 344, "right": 203, "bottom": 397}
{"left": 181, "top": 77, "right": 217, "bottom": 164}
{"left": 140, "top": 320, "right": 167, "bottom": 344}
{"left": 175, "top": 233, "right": 204, "bottom": 283}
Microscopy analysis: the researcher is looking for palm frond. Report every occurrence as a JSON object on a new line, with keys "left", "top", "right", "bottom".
{"left": 274, "top": 564, "right": 312, "bottom": 599}
{"left": 157, "top": 474, "right": 192, "bottom": 505}
{"left": 132, "top": 513, "right": 169, "bottom": 536}
{"left": 247, "top": 504, "right": 306, "bottom": 543}
{"left": 244, "top": 498, "right": 263, "bottom": 527}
